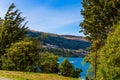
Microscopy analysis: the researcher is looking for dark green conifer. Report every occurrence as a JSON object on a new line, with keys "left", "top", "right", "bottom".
{"left": 0, "top": 3, "right": 27, "bottom": 56}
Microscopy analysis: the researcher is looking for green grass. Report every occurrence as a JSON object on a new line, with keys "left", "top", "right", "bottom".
{"left": 0, "top": 70, "right": 80, "bottom": 80}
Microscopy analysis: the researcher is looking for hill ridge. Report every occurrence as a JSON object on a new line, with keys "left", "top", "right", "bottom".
{"left": 27, "top": 30, "right": 91, "bottom": 57}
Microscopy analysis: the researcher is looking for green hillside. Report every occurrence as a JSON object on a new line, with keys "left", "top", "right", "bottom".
{"left": 27, "top": 30, "right": 90, "bottom": 57}
{"left": 27, "top": 30, "right": 91, "bottom": 50}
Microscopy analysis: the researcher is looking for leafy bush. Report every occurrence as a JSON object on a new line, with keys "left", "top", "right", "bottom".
{"left": 39, "top": 52, "right": 59, "bottom": 73}
{"left": 59, "top": 58, "right": 73, "bottom": 77}
{"left": 59, "top": 58, "right": 82, "bottom": 78}
{"left": 70, "top": 68, "right": 82, "bottom": 78}
{"left": 1, "top": 40, "right": 40, "bottom": 72}
{"left": 97, "top": 22, "right": 120, "bottom": 80}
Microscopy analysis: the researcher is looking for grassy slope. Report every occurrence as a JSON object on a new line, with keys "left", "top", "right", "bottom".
{"left": 0, "top": 70, "right": 79, "bottom": 80}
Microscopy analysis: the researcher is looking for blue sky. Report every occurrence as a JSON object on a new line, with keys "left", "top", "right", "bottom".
{"left": 0, "top": 0, "right": 84, "bottom": 36}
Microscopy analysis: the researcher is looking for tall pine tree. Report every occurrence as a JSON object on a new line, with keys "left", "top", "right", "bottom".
{"left": 80, "top": 0, "right": 120, "bottom": 79}
{"left": 0, "top": 3, "right": 27, "bottom": 57}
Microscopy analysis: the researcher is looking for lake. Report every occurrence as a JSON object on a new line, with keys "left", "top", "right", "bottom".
{"left": 58, "top": 57, "right": 90, "bottom": 78}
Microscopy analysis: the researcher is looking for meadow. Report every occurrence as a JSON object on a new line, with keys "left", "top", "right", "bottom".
{"left": 0, "top": 70, "right": 79, "bottom": 80}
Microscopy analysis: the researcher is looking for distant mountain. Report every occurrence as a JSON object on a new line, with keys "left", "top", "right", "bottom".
{"left": 61, "top": 35, "right": 88, "bottom": 42}
{"left": 27, "top": 30, "right": 91, "bottom": 57}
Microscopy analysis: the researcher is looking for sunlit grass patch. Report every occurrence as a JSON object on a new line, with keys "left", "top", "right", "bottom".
{"left": 0, "top": 70, "right": 79, "bottom": 80}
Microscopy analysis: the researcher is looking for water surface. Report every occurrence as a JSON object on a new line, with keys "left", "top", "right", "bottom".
{"left": 58, "top": 57, "right": 90, "bottom": 78}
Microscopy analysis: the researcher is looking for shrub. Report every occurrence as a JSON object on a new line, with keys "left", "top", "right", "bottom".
{"left": 59, "top": 58, "right": 82, "bottom": 78}
{"left": 39, "top": 52, "right": 59, "bottom": 73}
{"left": 59, "top": 58, "right": 73, "bottom": 77}
{"left": 1, "top": 40, "right": 40, "bottom": 72}
{"left": 70, "top": 68, "right": 82, "bottom": 78}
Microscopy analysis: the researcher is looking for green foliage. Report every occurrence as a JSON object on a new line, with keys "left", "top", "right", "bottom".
{"left": 0, "top": 3, "right": 27, "bottom": 69}
{"left": 80, "top": 0, "right": 120, "bottom": 79}
{"left": 86, "top": 64, "right": 94, "bottom": 79}
{"left": 59, "top": 58, "right": 82, "bottom": 78}
{"left": 80, "top": 0, "right": 120, "bottom": 41}
{"left": 70, "top": 68, "right": 82, "bottom": 78}
{"left": 97, "top": 22, "right": 120, "bottom": 80}
{"left": 39, "top": 52, "right": 59, "bottom": 73}
{"left": 1, "top": 40, "right": 40, "bottom": 72}
{"left": 59, "top": 58, "right": 74, "bottom": 77}
{"left": 0, "top": 3, "right": 27, "bottom": 56}
{"left": 0, "top": 18, "right": 3, "bottom": 25}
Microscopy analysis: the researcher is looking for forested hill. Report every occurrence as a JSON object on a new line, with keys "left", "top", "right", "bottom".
{"left": 27, "top": 30, "right": 90, "bottom": 50}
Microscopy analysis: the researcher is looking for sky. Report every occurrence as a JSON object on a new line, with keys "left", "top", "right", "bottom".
{"left": 0, "top": 0, "right": 84, "bottom": 36}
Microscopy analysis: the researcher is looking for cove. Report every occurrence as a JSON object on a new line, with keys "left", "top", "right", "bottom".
{"left": 58, "top": 57, "right": 90, "bottom": 78}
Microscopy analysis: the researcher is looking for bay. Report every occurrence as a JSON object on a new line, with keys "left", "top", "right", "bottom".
{"left": 58, "top": 57, "right": 90, "bottom": 78}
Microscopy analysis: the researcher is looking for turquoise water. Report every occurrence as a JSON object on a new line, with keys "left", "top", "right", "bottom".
{"left": 58, "top": 57, "right": 90, "bottom": 78}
